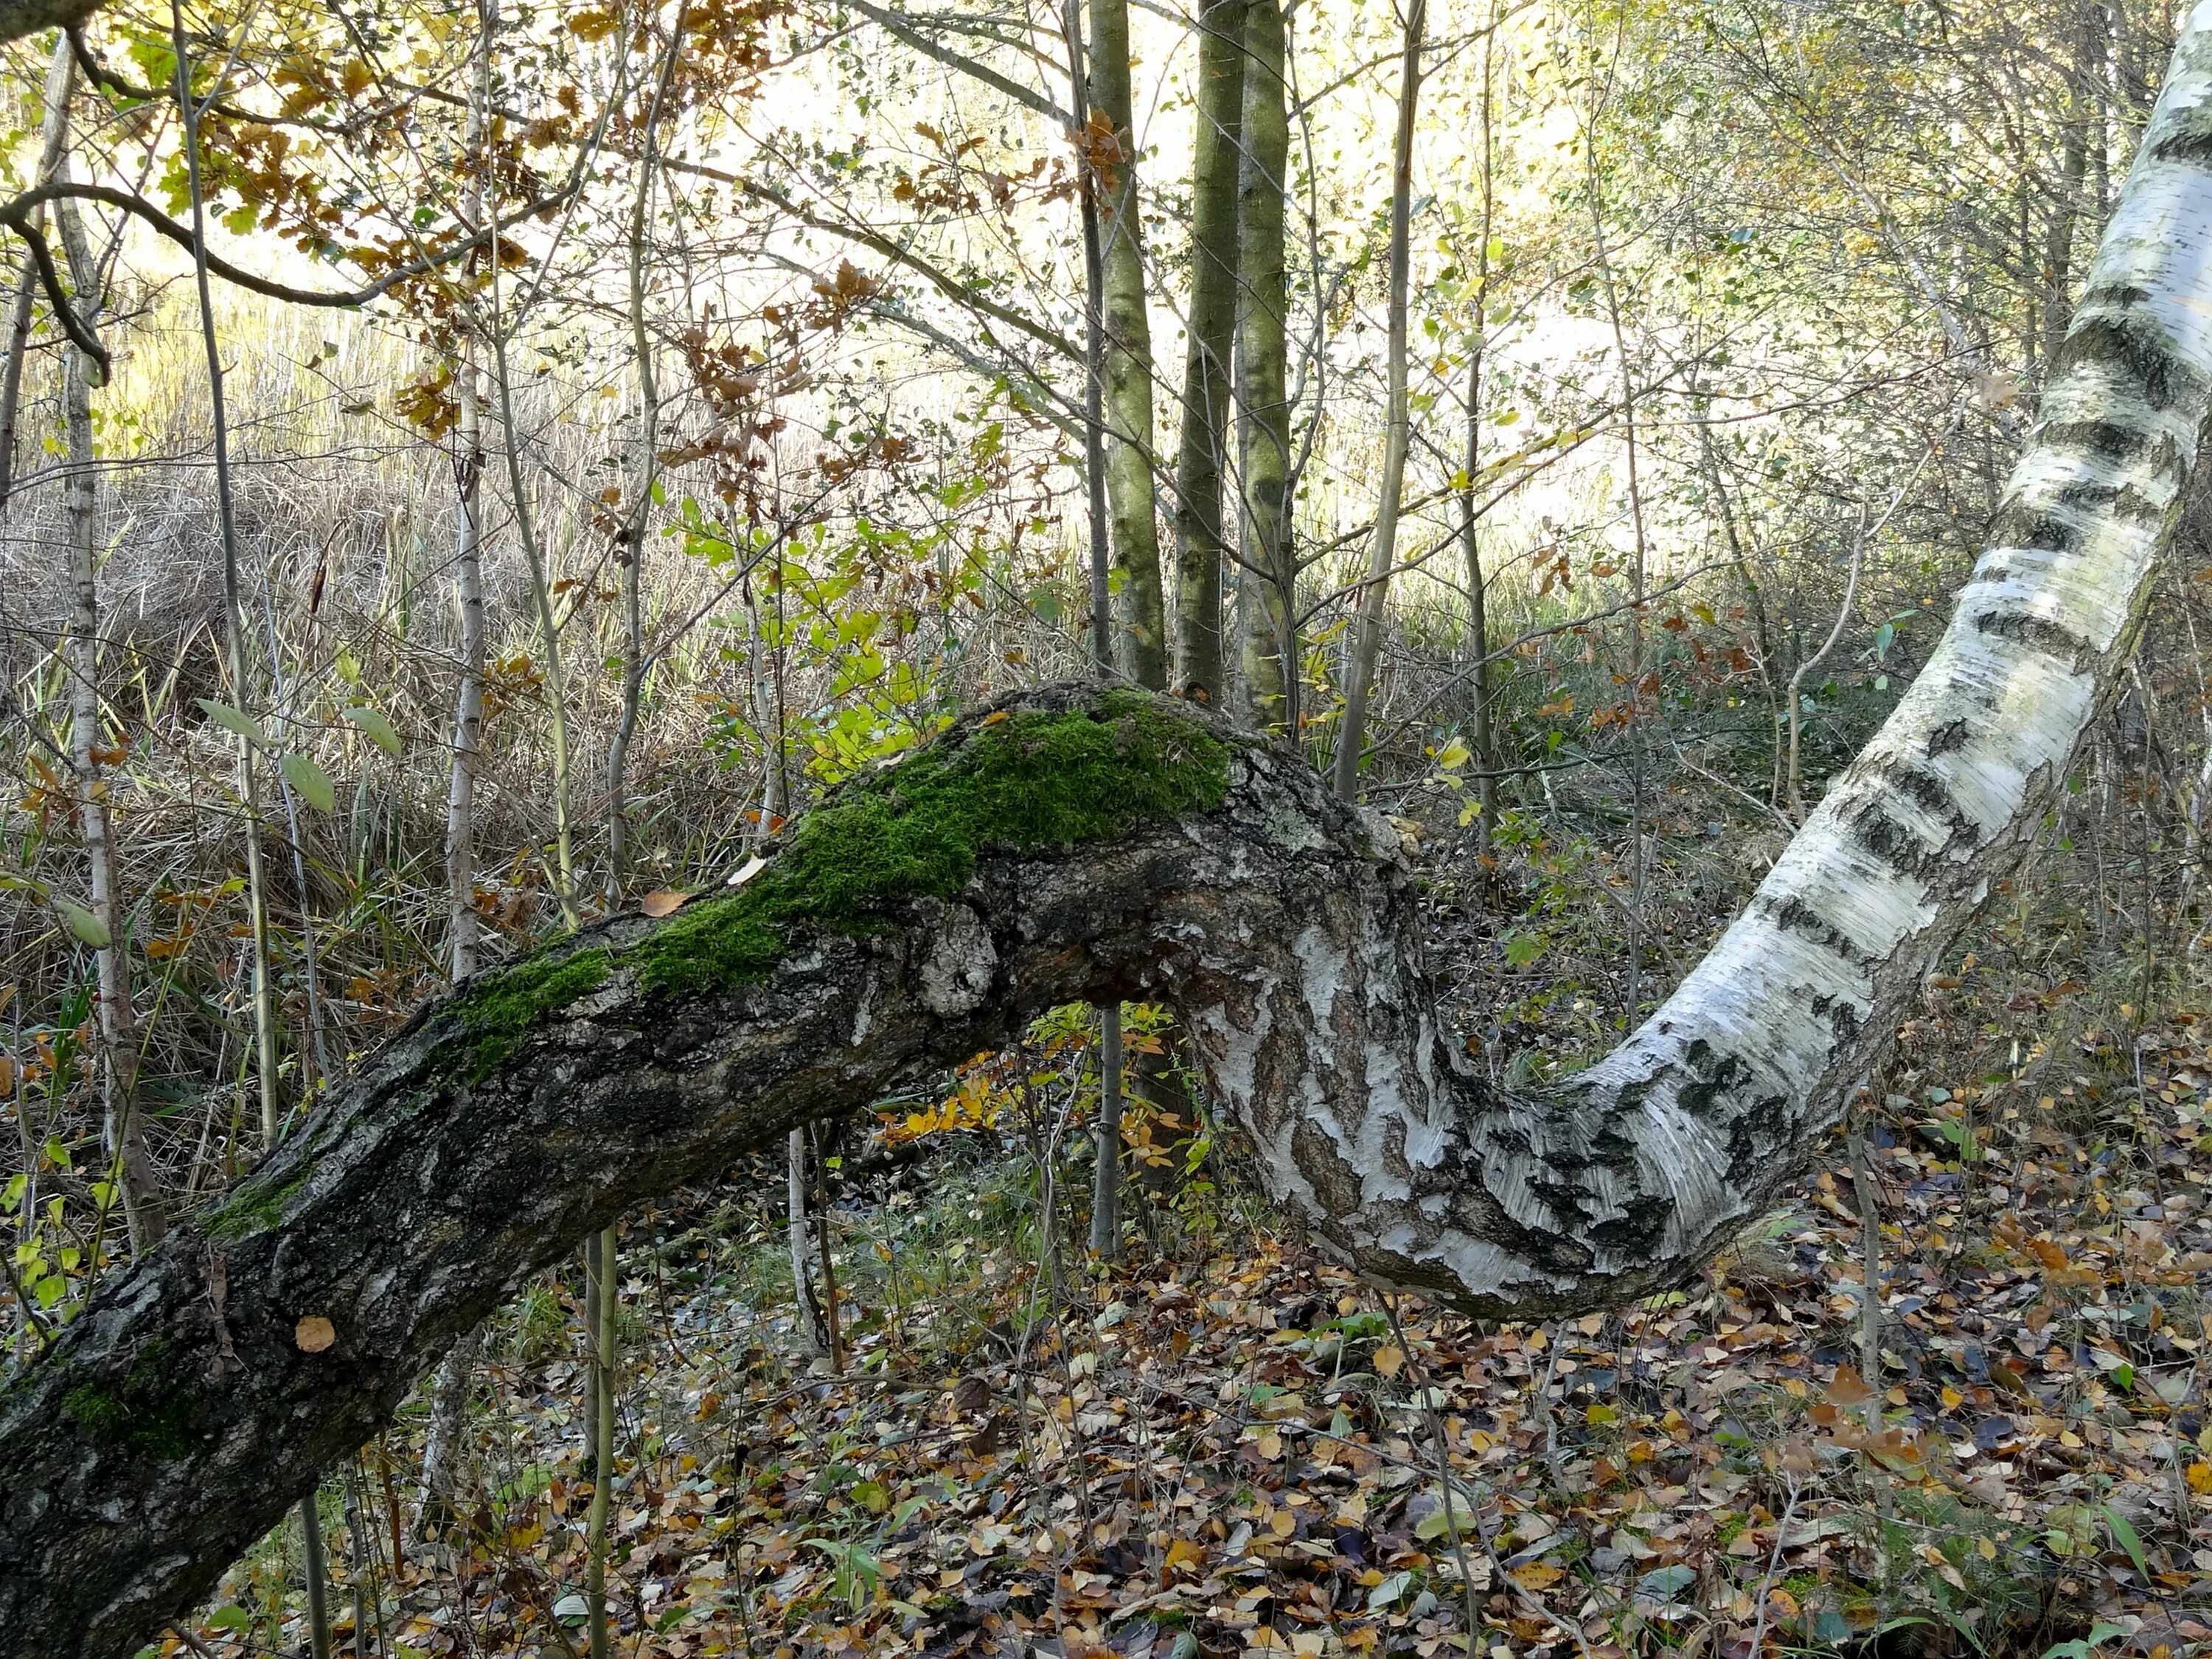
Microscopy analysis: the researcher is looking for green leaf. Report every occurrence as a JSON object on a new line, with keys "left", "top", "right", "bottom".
{"left": 280, "top": 753, "right": 338, "bottom": 812}
{"left": 206, "top": 1607, "right": 252, "bottom": 1632}
{"left": 2102, "top": 1506, "right": 2149, "bottom": 1576}
{"left": 1636, "top": 1565, "right": 1697, "bottom": 1602}
{"left": 56, "top": 899, "right": 110, "bottom": 949}
{"left": 196, "top": 698, "right": 269, "bottom": 748}
{"left": 1413, "top": 1485, "right": 1479, "bottom": 1541}
{"left": 2042, "top": 1622, "right": 2129, "bottom": 1659}
{"left": 1503, "top": 931, "right": 1545, "bottom": 967}
{"left": 341, "top": 705, "right": 402, "bottom": 756}
{"left": 1367, "top": 1570, "right": 1416, "bottom": 1610}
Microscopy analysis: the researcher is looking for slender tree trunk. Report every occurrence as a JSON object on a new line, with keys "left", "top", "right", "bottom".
{"left": 1461, "top": 5, "right": 1499, "bottom": 848}
{"left": 1331, "top": 0, "right": 1424, "bottom": 801}
{"left": 1235, "top": 0, "right": 1295, "bottom": 737}
{"left": 786, "top": 1127, "right": 827, "bottom": 1354}
{"left": 479, "top": 0, "right": 580, "bottom": 930}
{"left": 1172, "top": 0, "right": 1246, "bottom": 707}
{"left": 445, "top": 360, "right": 487, "bottom": 982}
{"left": 299, "top": 1492, "right": 332, "bottom": 1659}
{"left": 606, "top": 14, "right": 684, "bottom": 902}
{"left": 420, "top": 9, "right": 495, "bottom": 1534}
{"left": 584, "top": 1223, "right": 616, "bottom": 1659}
{"left": 1070, "top": 0, "right": 1130, "bottom": 1256}
{"left": 45, "top": 41, "right": 160, "bottom": 1251}
{"left": 0, "top": 251, "right": 39, "bottom": 512}
{"left": 169, "top": 0, "right": 276, "bottom": 1154}
{"left": 1089, "top": 1006, "right": 1123, "bottom": 1259}
{"left": 1090, "top": 0, "right": 1166, "bottom": 691}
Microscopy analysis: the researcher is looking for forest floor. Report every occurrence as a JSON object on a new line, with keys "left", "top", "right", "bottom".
{"left": 167, "top": 1004, "right": 2212, "bottom": 1659}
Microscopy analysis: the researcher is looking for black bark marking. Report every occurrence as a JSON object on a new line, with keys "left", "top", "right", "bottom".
{"left": 1676, "top": 1045, "right": 1751, "bottom": 1119}
{"left": 1972, "top": 608, "right": 2098, "bottom": 672}
{"left": 1848, "top": 801, "right": 1930, "bottom": 878}
{"left": 2034, "top": 419, "right": 2178, "bottom": 471}
{"left": 1885, "top": 761, "right": 1979, "bottom": 848}
{"left": 1926, "top": 719, "right": 1969, "bottom": 757}
{"left": 1724, "top": 1093, "right": 1790, "bottom": 1186}
{"left": 1983, "top": 498, "right": 2079, "bottom": 554}
{"left": 1589, "top": 1197, "right": 1674, "bottom": 1258}
{"left": 2052, "top": 314, "right": 2200, "bottom": 412}
{"left": 1756, "top": 894, "right": 1874, "bottom": 967}
{"left": 2151, "top": 126, "right": 2212, "bottom": 169}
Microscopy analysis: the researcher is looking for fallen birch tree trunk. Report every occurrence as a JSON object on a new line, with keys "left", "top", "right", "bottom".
{"left": 11, "top": 7, "right": 2212, "bottom": 1653}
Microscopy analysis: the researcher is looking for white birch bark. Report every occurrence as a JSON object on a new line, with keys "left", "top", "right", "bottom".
{"left": 46, "top": 40, "right": 161, "bottom": 1251}
{"left": 445, "top": 354, "right": 487, "bottom": 984}
{"left": 1221, "top": 6, "right": 2212, "bottom": 1312}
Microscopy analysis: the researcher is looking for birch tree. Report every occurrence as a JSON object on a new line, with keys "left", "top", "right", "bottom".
{"left": 9, "top": 4, "right": 2212, "bottom": 1655}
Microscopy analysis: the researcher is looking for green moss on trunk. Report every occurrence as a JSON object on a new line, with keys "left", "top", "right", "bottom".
{"left": 62, "top": 1339, "right": 198, "bottom": 1457}
{"left": 444, "top": 693, "right": 1230, "bottom": 1078}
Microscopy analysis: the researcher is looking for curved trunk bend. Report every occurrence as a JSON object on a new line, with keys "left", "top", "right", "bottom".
{"left": 10, "top": 12, "right": 2212, "bottom": 1655}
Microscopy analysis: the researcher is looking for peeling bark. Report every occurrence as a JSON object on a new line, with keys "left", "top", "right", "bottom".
{"left": 9, "top": 11, "right": 2212, "bottom": 1655}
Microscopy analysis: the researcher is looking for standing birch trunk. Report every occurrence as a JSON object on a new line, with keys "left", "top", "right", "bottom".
{"left": 1089, "top": 0, "right": 1167, "bottom": 692}
{"left": 444, "top": 352, "right": 487, "bottom": 981}
{"left": 1235, "top": 0, "right": 1295, "bottom": 737}
{"left": 1172, "top": 0, "right": 1246, "bottom": 707}
{"left": 46, "top": 39, "right": 160, "bottom": 1251}
{"left": 1331, "top": 0, "right": 1424, "bottom": 801}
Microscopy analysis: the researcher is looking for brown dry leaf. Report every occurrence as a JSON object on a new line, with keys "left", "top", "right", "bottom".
{"left": 640, "top": 888, "right": 693, "bottom": 919}
{"left": 295, "top": 1315, "right": 336, "bottom": 1353}
{"left": 1372, "top": 1343, "right": 1405, "bottom": 1378}
{"left": 1826, "top": 1365, "right": 1874, "bottom": 1406}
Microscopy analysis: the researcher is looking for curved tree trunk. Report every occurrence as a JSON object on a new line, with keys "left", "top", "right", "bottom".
{"left": 10, "top": 14, "right": 2212, "bottom": 1655}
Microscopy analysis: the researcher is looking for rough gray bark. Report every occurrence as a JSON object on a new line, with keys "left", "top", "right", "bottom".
{"left": 9, "top": 12, "right": 2212, "bottom": 1655}
{"left": 1234, "top": 0, "right": 1295, "bottom": 734}
{"left": 1090, "top": 0, "right": 1167, "bottom": 691}
{"left": 1172, "top": 0, "right": 1245, "bottom": 706}
{"left": 0, "top": 0, "right": 99, "bottom": 44}
{"left": 1331, "top": 0, "right": 1422, "bottom": 799}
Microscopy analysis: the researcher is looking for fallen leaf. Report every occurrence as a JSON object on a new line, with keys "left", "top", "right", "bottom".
{"left": 640, "top": 889, "right": 694, "bottom": 918}
{"left": 1826, "top": 1365, "right": 1874, "bottom": 1406}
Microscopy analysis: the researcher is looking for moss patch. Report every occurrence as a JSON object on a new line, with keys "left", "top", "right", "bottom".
{"left": 632, "top": 692, "right": 1230, "bottom": 995}
{"left": 459, "top": 946, "right": 613, "bottom": 1081}
{"left": 203, "top": 1170, "right": 311, "bottom": 1242}
{"left": 444, "top": 693, "right": 1230, "bottom": 1076}
{"left": 63, "top": 1340, "right": 198, "bottom": 1458}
